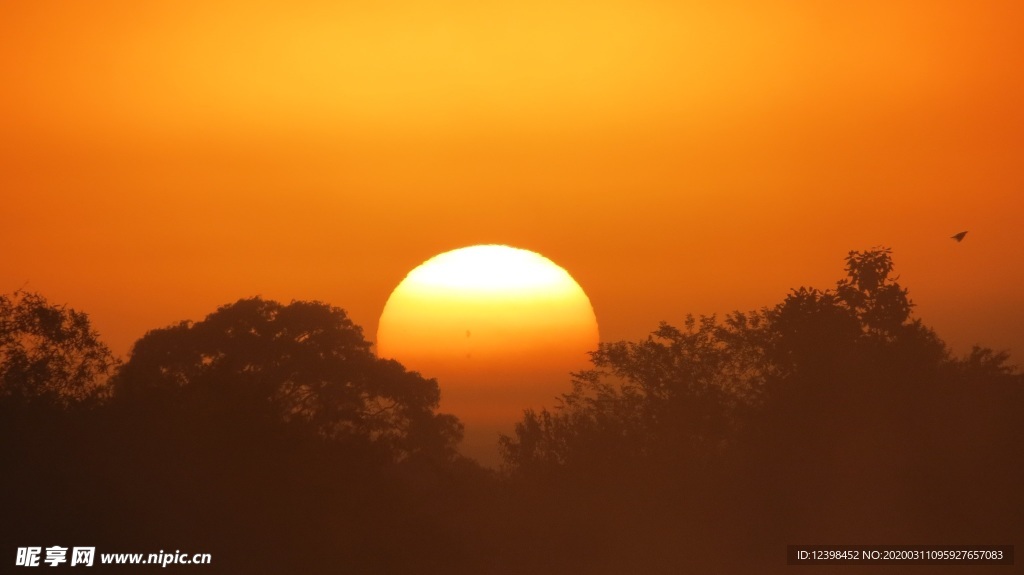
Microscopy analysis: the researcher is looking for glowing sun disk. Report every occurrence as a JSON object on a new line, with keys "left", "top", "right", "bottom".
{"left": 376, "top": 244, "right": 599, "bottom": 464}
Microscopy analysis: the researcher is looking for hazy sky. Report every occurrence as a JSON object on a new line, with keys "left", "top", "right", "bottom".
{"left": 3, "top": 0, "right": 1022, "bottom": 368}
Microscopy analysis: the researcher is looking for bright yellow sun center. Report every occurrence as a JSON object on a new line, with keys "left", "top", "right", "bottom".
{"left": 376, "top": 244, "right": 599, "bottom": 464}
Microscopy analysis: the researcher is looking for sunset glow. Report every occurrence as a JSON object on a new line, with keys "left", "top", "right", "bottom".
{"left": 3, "top": 1, "right": 1022, "bottom": 363}
{"left": 377, "top": 245, "right": 598, "bottom": 463}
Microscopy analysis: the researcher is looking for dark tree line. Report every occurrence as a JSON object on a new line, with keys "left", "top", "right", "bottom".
{"left": 2, "top": 248, "right": 1021, "bottom": 574}
{"left": 497, "top": 248, "right": 1023, "bottom": 572}
{"left": 1, "top": 296, "right": 490, "bottom": 573}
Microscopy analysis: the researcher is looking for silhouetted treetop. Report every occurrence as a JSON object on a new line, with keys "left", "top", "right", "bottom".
{"left": 836, "top": 247, "right": 914, "bottom": 335}
{"left": 0, "top": 290, "right": 117, "bottom": 405}
{"left": 114, "top": 297, "right": 462, "bottom": 462}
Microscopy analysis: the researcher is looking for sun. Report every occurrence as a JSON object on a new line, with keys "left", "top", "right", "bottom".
{"left": 376, "top": 244, "right": 599, "bottom": 464}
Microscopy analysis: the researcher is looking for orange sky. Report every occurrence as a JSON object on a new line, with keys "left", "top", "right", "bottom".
{"left": 3, "top": 0, "right": 1023, "bottom": 374}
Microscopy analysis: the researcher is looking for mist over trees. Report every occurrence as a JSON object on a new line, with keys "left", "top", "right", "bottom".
{"left": 2, "top": 248, "right": 1021, "bottom": 573}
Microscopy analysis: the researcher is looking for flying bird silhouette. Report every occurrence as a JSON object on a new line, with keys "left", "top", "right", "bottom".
{"left": 951, "top": 231, "right": 968, "bottom": 242}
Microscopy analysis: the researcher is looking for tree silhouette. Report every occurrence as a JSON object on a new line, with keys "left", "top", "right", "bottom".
{"left": 501, "top": 248, "right": 936, "bottom": 475}
{"left": 31, "top": 297, "right": 484, "bottom": 574}
{"left": 499, "top": 248, "right": 1023, "bottom": 572}
{"left": 113, "top": 297, "right": 462, "bottom": 462}
{"left": 0, "top": 290, "right": 117, "bottom": 405}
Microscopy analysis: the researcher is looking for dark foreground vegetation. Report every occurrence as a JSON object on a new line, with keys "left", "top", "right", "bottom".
{"left": 2, "top": 249, "right": 1021, "bottom": 573}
